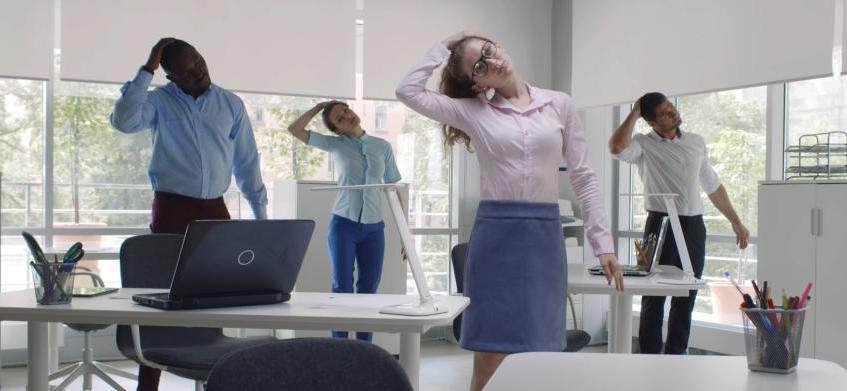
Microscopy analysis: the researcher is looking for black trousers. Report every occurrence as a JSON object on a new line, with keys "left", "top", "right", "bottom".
{"left": 638, "top": 211, "right": 706, "bottom": 355}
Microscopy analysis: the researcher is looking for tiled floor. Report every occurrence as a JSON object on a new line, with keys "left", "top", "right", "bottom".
{"left": 0, "top": 340, "right": 611, "bottom": 390}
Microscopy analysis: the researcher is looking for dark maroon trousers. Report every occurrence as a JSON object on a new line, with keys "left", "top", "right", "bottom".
{"left": 138, "top": 191, "right": 230, "bottom": 391}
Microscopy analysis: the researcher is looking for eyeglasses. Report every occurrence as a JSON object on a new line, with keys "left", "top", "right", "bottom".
{"left": 472, "top": 41, "right": 497, "bottom": 79}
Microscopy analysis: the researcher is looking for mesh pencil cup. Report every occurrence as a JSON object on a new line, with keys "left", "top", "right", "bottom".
{"left": 741, "top": 307, "right": 805, "bottom": 374}
{"left": 30, "top": 263, "right": 76, "bottom": 305}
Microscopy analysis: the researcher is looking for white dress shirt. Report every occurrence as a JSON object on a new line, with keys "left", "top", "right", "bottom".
{"left": 614, "top": 130, "right": 721, "bottom": 216}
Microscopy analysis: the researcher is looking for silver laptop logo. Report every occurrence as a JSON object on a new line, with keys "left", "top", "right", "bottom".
{"left": 237, "top": 249, "right": 255, "bottom": 266}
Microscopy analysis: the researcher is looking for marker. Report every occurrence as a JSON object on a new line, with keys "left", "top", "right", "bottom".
{"left": 797, "top": 283, "right": 813, "bottom": 309}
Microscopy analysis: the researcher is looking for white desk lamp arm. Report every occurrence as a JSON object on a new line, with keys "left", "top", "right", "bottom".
{"left": 661, "top": 197, "right": 696, "bottom": 278}
{"left": 385, "top": 187, "right": 434, "bottom": 305}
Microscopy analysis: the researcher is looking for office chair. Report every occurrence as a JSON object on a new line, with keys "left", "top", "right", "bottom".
{"left": 205, "top": 338, "right": 413, "bottom": 391}
{"left": 49, "top": 268, "right": 137, "bottom": 390}
{"left": 116, "top": 234, "right": 277, "bottom": 390}
{"left": 450, "top": 242, "right": 590, "bottom": 352}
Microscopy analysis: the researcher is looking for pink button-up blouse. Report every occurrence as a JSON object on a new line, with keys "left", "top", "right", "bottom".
{"left": 395, "top": 43, "right": 614, "bottom": 256}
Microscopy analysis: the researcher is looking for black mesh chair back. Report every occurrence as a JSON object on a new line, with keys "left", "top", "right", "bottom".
{"left": 206, "top": 338, "right": 413, "bottom": 391}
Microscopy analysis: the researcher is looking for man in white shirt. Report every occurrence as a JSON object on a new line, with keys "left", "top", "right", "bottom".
{"left": 609, "top": 92, "right": 750, "bottom": 354}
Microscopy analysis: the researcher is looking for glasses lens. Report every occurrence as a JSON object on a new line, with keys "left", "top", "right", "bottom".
{"left": 482, "top": 42, "right": 495, "bottom": 58}
{"left": 473, "top": 61, "right": 488, "bottom": 77}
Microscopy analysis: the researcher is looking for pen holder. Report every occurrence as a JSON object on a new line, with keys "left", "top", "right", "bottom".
{"left": 30, "top": 263, "right": 76, "bottom": 305}
{"left": 741, "top": 308, "right": 805, "bottom": 374}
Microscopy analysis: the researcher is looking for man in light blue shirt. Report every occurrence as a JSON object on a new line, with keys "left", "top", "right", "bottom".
{"left": 111, "top": 38, "right": 267, "bottom": 226}
{"left": 109, "top": 37, "right": 267, "bottom": 390}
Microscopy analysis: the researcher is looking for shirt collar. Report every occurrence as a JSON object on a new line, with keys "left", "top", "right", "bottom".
{"left": 648, "top": 127, "right": 683, "bottom": 141}
{"left": 483, "top": 83, "right": 554, "bottom": 114}
{"left": 167, "top": 82, "right": 215, "bottom": 102}
{"left": 342, "top": 131, "right": 369, "bottom": 143}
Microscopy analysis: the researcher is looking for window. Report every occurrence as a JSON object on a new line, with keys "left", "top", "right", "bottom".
{"left": 617, "top": 86, "right": 766, "bottom": 325}
{"left": 785, "top": 77, "right": 847, "bottom": 180}
{"left": 1, "top": 77, "right": 45, "bottom": 229}
{"left": 1, "top": 78, "right": 45, "bottom": 293}
{"left": 237, "top": 92, "right": 334, "bottom": 184}
{"left": 53, "top": 81, "right": 150, "bottom": 229}
{"left": 375, "top": 105, "right": 388, "bottom": 132}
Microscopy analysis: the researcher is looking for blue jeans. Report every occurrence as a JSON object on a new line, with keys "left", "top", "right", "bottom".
{"left": 328, "top": 214, "right": 385, "bottom": 341}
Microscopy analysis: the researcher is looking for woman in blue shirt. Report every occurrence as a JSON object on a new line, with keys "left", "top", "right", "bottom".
{"left": 288, "top": 101, "right": 403, "bottom": 341}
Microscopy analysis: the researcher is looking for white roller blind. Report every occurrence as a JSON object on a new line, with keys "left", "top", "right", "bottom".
{"left": 572, "top": 0, "right": 835, "bottom": 108}
{"left": 61, "top": 0, "right": 356, "bottom": 98}
{"left": 0, "top": 0, "right": 52, "bottom": 79}
{"left": 363, "top": 0, "right": 552, "bottom": 101}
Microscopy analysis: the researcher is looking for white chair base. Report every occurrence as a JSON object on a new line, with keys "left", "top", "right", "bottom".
{"left": 49, "top": 332, "right": 137, "bottom": 391}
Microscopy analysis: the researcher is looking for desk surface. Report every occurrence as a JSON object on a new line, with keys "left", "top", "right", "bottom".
{"left": 485, "top": 353, "right": 847, "bottom": 391}
{"left": 0, "top": 289, "right": 469, "bottom": 333}
{"left": 568, "top": 264, "right": 705, "bottom": 296}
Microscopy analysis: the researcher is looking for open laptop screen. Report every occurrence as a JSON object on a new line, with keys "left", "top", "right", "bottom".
{"left": 168, "top": 220, "right": 315, "bottom": 300}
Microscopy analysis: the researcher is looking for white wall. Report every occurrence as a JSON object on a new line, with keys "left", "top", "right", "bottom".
{"left": 551, "top": 0, "right": 573, "bottom": 94}
{"left": 572, "top": 0, "right": 836, "bottom": 108}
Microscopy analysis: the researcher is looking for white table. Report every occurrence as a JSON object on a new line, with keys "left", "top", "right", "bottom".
{"left": 0, "top": 289, "right": 468, "bottom": 391}
{"left": 485, "top": 352, "right": 847, "bottom": 391}
{"left": 568, "top": 263, "right": 706, "bottom": 353}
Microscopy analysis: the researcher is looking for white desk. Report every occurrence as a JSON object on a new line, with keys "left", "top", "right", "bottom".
{"left": 0, "top": 289, "right": 468, "bottom": 391}
{"left": 568, "top": 263, "right": 706, "bottom": 353}
{"left": 485, "top": 352, "right": 847, "bottom": 391}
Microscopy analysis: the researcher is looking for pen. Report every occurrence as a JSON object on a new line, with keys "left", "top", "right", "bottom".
{"left": 751, "top": 280, "right": 764, "bottom": 309}
{"left": 797, "top": 283, "right": 813, "bottom": 309}
{"left": 724, "top": 272, "right": 757, "bottom": 308}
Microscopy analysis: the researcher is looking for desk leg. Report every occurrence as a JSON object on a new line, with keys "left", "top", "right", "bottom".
{"left": 399, "top": 332, "right": 420, "bottom": 391}
{"left": 609, "top": 295, "right": 633, "bottom": 353}
{"left": 49, "top": 322, "right": 61, "bottom": 372}
{"left": 27, "top": 321, "right": 48, "bottom": 391}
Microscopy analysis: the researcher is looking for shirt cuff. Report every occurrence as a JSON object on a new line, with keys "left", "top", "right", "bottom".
{"left": 432, "top": 42, "right": 451, "bottom": 60}
{"left": 590, "top": 235, "right": 616, "bottom": 258}
{"left": 250, "top": 203, "right": 268, "bottom": 220}
{"left": 133, "top": 69, "right": 154, "bottom": 86}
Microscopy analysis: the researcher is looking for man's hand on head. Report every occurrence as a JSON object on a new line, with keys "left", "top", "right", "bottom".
{"left": 145, "top": 37, "right": 176, "bottom": 73}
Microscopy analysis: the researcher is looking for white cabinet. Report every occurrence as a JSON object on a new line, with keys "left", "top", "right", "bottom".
{"left": 272, "top": 180, "right": 408, "bottom": 353}
{"left": 758, "top": 181, "right": 847, "bottom": 366}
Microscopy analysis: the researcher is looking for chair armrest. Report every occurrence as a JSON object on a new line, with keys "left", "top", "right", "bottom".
{"left": 71, "top": 271, "right": 105, "bottom": 287}
{"left": 567, "top": 294, "right": 578, "bottom": 330}
{"left": 131, "top": 325, "right": 169, "bottom": 371}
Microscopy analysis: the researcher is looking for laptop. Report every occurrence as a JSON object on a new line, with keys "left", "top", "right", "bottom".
{"left": 589, "top": 216, "right": 669, "bottom": 277}
{"left": 132, "top": 219, "right": 315, "bottom": 310}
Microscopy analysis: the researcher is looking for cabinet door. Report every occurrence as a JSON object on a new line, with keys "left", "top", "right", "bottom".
{"left": 758, "top": 183, "right": 816, "bottom": 358}
{"left": 814, "top": 183, "right": 847, "bottom": 367}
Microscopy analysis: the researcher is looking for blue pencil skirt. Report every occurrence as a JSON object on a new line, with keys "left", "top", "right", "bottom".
{"left": 459, "top": 200, "right": 567, "bottom": 353}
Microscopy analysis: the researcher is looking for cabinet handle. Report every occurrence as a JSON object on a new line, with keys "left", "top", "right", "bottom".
{"left": 811, "top": 208, "right": 817, "bottom": 236}
{"left": 817, "top": 208, "right": 823, "bottom": 236}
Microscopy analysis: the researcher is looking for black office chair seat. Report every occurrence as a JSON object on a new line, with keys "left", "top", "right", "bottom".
{"left": 564, "top": 329, "right": 592, "bottom": 352}
{"left": 65, "top": 323, "right": 109, "bottom": 333}
{"left": 145, "top": 335, "right": 276, "bottom": 379}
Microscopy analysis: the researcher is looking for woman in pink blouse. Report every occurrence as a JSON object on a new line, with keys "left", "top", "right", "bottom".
{"left": 396, "top": 31, "right": 624, "bottom": 390}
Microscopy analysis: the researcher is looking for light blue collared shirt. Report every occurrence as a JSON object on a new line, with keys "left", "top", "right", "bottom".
{"left": 110, "top": 70, "right": 267, "bottom": 219}
{"left": 309, "top": 132, "right": 402, "bottom": 224}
